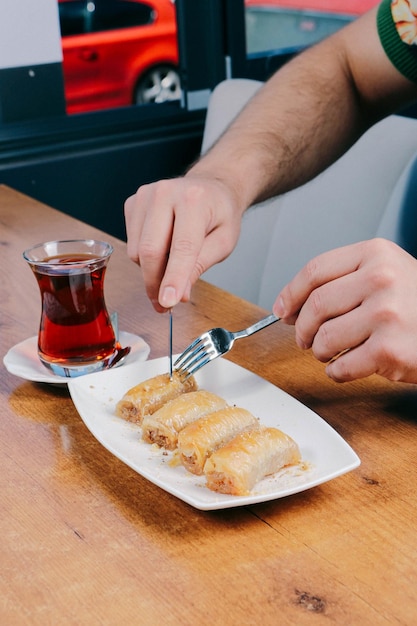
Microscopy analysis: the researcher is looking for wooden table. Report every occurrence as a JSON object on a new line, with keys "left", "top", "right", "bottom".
{"left": 1, "top": 184, "right": 417, "bottom": 626}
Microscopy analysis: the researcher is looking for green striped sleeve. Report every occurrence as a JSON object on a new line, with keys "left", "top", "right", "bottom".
{"left": 377, "top": 0, "right": 417, "bottom": 84}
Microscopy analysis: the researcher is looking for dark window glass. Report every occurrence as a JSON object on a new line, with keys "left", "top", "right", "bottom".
{"left": 90, "top": 1, "right": 154, "bottom": 32}
{"left": 246, "top": 8, "right": 351, "bottom": 54}
{"left": 58, "top": 0, "right": 154, "bottom": 37}
{"left": 244, "top": 2, "right": 381, "bottom": 57}
{"left": 59, "top": 1, "right": 87, "bottom": 36}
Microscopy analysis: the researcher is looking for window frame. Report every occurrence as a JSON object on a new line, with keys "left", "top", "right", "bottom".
{"left": 0, "top": 0, "right": 295, "bottom": 135}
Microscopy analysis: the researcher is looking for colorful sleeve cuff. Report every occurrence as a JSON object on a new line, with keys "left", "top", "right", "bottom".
{"left": 377, "top": 0, "right": 417, "bottom": 83}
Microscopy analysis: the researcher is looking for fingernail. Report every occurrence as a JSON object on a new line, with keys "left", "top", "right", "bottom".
{"left": 160, "top": 286, "right": 177, "bottom": 308}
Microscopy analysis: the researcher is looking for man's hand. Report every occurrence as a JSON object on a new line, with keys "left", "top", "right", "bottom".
{"left": 274, "top": 239, "right": 417, "bottom": 383}
{"left": 125, "top": 175, "right": 243, "bottom": 312}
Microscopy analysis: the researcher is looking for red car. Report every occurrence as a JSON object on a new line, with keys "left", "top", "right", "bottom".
{"left": 59, "top": 0, "right": 379, "bottom": 115}
{"left": 59, "top": 0, "right": 180, "bottom": 114}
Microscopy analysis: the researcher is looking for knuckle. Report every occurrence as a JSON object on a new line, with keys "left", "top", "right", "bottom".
{"left": 368, "top": 237, "right": 395, "bottom": 256}
{"left": 311, "top": 321, "right": 338, "bottom": 363}
{"left": 192, "top": 258, "right": 207, "bottom": 282}
{"left": 373, "top": 343, "right": 402, "bottom": 381}
{"left": 368, "top": 265, "right": 396, "bottom": 291}
{"left": 126, "top": 182, "right": 151, "bottom": 208}
{"left": 328, "top": 357, "right": 354, "bottom": 383}
{"left": 183, "top": 181, "right": 206, "bottom": 205}
{"left": 126, "top": 246, "right": 140, "bottom": 264}
{"left": 212, "top": 228, "right": 238, "bottom": 260}
{"left": 308, "top": 288, "right": 325, "bottom": 318}
{"left": 170, "top": 236, "right": 198, "bottom": 258}
{"left": 372, "top": 300, "right": 401, "bottom": 326}
{"left": 304, "top": 256, "right": 321, "bottom": 286}
{"left": 138, "top": 238, "right": 163, "bottom": 263}
{"left": 314, "top": 323, "right": 332, "bottom": 359}
{"left": 124, "top": 195, "right": 134, "bottom": 217}
{"left": 364, "top": 333, "right": 404, "bottom": 381}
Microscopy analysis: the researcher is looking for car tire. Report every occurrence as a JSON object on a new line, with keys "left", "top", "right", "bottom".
{"left": 134, "top": 65, "right": 181, "bottom": 105}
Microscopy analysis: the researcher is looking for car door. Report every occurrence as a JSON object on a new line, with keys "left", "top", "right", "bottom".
{"left": 59, "top": 0, "right": 104, "bottom": 112}
{"left": 59, "top": 0, "right": 157, "bottom": 113}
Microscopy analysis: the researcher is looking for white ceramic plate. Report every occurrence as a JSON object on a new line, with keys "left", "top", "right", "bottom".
{"left": 3, "top": 331, "right": 150, "bottom": 384}
{"left": 68, "top": 356, "right": 360, "bottom": 510}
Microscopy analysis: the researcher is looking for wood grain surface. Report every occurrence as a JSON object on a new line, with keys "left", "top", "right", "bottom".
{"left": 1, "top": 185, "right": 416, "bottom": 626}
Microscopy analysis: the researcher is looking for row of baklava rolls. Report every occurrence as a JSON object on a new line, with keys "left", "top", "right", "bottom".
{"left": 115, "top": 371, "right": 301, "bottom": 496}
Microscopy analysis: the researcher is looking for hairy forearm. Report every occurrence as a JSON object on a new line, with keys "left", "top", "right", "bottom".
{"left": 189, "top": 8, "right": 417, "bottom": 212}
{"left": 189, "top": 44, "right": 366, "bottom": 210}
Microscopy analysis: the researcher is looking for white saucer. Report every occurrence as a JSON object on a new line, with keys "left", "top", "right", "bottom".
{"left": 3, "top": 331, "right": 150, "bottom": 384}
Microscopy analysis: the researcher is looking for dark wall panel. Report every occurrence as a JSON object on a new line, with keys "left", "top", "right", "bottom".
{"left": 0, "top": 124, "right": 202, "bottom": 241}
{"left": 0, "top": 63, "right": 66, "bottom": 123}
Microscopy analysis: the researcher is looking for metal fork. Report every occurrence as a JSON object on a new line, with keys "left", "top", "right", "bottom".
{"left": 174, "top": 313, "right": 280, "bottom": 379}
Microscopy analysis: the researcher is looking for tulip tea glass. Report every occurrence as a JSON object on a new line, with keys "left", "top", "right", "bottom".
{"left": 24, "top": 239, "right": 117, "bottom": 377}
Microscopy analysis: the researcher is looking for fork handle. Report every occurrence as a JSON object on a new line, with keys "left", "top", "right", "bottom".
{"left": 234, "top": 313, "right": 280, "bottom": 340}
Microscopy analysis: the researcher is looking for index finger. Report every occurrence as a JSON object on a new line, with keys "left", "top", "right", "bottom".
{"left": 125, "top": 182, "right": 177, "bottom": 311}
{"left": 158, "top": 202, "right": 211, "bottom": 308}
{"left": 274, "top": 241, "right": 365, "bottom": 318}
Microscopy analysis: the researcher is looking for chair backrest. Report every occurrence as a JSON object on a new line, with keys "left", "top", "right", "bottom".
{"left": 202, "top": 79, "right": 417, "bottom": 309}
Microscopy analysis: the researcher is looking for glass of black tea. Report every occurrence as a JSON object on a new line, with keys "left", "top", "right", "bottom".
{"left": 23, "top": 239, "right": 117, "bottom": 377}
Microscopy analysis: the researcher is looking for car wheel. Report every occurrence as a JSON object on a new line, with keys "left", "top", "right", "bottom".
{"left": 134, "top": 65, "right": 181, "bottom": 105}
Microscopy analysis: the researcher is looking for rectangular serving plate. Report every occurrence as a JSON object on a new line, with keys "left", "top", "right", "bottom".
{"left": 68, "top": 356, "right": 360, "bottom": 510}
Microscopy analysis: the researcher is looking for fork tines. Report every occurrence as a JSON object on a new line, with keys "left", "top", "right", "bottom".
{"left": 174, "top": 334, "right": 215, "bottom": 379}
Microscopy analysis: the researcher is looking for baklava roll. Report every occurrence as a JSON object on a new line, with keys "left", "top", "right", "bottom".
{"left": 115, "top": 371, "right": 197, "bottom": 425}
{"left": 142, "top": 389, "right": 227, "bottom": 450}
{"left": 178, "top": 406, "right": 259, "bottom": 475}
{"left": 204, "top": 426, "right": 301, "bottom": 496}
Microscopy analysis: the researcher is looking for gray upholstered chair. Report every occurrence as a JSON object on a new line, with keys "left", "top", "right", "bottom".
{"left": 202, "top": 79, "right": 417, "bottom": 309}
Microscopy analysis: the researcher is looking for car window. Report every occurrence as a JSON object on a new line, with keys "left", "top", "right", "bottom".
{"left": 89, "top": 1, "right": 154, "bottom": 32}
{"left": 244, "top": 1, "right": 380, "bottom": 55}
{"left": 59, "top": 1, "right": 87, "bottom": 36}
{"left": 246, "top": 8, "right": 351, "bottom": 53}
{"left": 59, "top": 0, "right": 154, "bottom": 37}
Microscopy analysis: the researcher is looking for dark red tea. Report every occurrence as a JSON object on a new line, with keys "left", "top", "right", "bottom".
{"left": 31, "top": 253, "right": 115, "bottom": 364}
